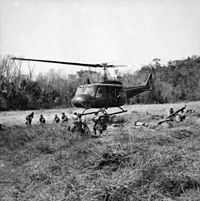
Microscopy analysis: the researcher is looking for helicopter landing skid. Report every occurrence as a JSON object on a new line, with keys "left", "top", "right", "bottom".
{"left": 106, "top": 107, "right": 127, "bottom": 116}
{"left": 80, "top": 107, "right": 127, "bottom": 117}
{"left": 80, "top": 109, "right": 100, "bottom": 116}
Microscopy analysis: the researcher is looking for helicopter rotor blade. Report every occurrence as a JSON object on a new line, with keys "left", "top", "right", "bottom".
{"left": 11, "top": 57, "right": 102, "bottom": 68}
{"left": 110, "top": 65, "right": 127, "bottom": 68}
{"left": 99, "top": 64, "right": 128, "bottom": 68}
{"left": 11, "top": 57, "right": 128, "bottom": 69}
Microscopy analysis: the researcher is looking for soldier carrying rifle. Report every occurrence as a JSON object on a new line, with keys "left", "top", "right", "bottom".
{"left": 158, "top": 105, "right": 187, "bottom": 125}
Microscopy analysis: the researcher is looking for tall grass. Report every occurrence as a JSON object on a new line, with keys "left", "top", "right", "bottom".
{"left": 1, "top": 109, "right": 200, "bottom": 201}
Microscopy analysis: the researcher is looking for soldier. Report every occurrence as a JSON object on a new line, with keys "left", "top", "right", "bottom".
{"left": 54, "top": 114, "right": 60, "bottom": 123}
{"left": 169, "top": 107, "right": 174, "bottom": 116}
{"left": 39, "top": 114, "right": 46, "bottom": 124}
{"left": 92, "top": 112, "right": 101, "bottom": 135}
{"left": 25, "top": 112, "right": 34, "bottom": 125}
{"left": 61, "top": 112, "right": 68, "bottom": 123}
{"left": 92, "top": 111, "right": 108, "bottom": 136}
{"left": 176, "top": 108, "right": 186, "bottom": 122}
{"left": 71, "top": 112, "right": 83, "bottom": 133}
{"left": 168, "top": 107, "right": 174, "bottom": 121}
{"left": 71, "top": 112, "right": 78, "bottom": 122}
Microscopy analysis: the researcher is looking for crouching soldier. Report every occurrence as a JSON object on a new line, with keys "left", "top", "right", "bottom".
{"left": 61, "top": 112, "right": 68, "bottom": 123}
{"left": 54, "top": 114, "right": 60, "bottom": 123}
{"left": 176, "top": 108, "right": 186, "bottom": 122}
{"left": 25, "top": 112, "right": 34, "bottom": 125}
{"left": 39, "top": 114, "right": 46, "bottom": 124}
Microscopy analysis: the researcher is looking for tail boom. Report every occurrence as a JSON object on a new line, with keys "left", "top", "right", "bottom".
{"left": 125, "top": 73, "right": 152, "bottom": 99}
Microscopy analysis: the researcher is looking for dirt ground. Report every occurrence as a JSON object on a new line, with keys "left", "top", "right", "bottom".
{"left": 1, "top": 101, "right": 200, "bottom": 201}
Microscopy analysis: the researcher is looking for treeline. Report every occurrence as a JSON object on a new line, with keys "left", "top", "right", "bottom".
{"left": 128, "top": 56, "right": 200, "bottom": 104}
{"left": 0, "top": 57, "right": 102, "bottom": 110}
{"left": 0, "top": 55, "right": 200, "bottom": 110}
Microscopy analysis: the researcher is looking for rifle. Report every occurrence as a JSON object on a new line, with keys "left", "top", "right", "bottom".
{"left": 158, "top": 105, "right": 187, "bottom": 125}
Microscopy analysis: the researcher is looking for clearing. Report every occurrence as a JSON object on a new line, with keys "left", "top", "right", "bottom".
{"left": 0, "top": 101, "right": 200, "bottom": 201}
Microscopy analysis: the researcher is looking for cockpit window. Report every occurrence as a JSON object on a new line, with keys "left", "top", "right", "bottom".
{"left": 75, "top": 86, "right": 96, "bottom": 96}
{"left": 96, "top": 86, "right": 107, "bottom": 98}
{"left": 84, "top": 86, "right": 96, "bottom": 96}
{"left": 96, "top": 87, "right": 103, "bottom": 97}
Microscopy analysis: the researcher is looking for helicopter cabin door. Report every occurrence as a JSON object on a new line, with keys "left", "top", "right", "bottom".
{"left": 95, "top": 85, "right": 108, "bottom": 108}
{"left": 108, "top": 86, "right": 124, "bottom": 107}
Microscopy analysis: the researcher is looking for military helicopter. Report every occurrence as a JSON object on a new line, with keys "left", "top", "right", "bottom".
{"left": 11, "top": 57, "right": 152, "bottom": 116}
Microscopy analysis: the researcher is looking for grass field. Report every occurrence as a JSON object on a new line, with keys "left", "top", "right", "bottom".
{"left": 1, "top": 101, "right": 200, "bottom": 126}
{"left": 1, "top": 101, "right": 200, "bottom": 201}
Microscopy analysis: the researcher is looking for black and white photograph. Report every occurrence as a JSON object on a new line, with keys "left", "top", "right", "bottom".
{"left": 0, "top": 0, "right": 200, "bottom": 200}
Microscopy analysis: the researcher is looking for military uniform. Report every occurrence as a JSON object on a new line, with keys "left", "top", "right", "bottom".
{"left": 25, "top": 112, "right": 34, "bottom": 125}
{"left": 54, "top": 114, "right": 60, "bottom": 123}
{"left": 61, "top": 112, "right": 68, "bottom": 123}
{"left": 92, "top": 112, "right": 108, "bottom": 135}
{"left": 39, "top": 114, "right": 46, "bottom": 124}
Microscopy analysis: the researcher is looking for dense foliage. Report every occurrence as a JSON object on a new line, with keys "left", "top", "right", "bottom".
{"left": 0, "top": 55, "right": 200, "bottom": 110}
{"left": 129, "top": 55, "right": 200, "bottom": 104}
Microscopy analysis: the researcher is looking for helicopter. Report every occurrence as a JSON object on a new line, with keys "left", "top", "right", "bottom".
{"left": 11, "top": 57, "right": 152, "bottom": 116}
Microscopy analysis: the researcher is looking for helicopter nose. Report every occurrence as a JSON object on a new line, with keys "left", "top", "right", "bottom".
{"left": 71, "top": 96, "right": 88, "bottom": 108}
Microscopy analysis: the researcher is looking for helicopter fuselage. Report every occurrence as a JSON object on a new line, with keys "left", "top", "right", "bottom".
{"left": 71, "top": 73, "right": 152, "bottom": 109}
{"left": 71, "top": 82, "right": 126, "bottom": 109}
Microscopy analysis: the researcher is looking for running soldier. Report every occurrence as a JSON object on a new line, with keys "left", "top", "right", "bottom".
{"left": 71, "top": 112, "right": 90, "bottom": 135}
{"left": 92, "top": 111, "right": 109, "bottom": 136}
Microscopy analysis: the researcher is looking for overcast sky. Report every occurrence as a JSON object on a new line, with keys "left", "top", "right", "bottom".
{"left": 0, "top": 0, "right": 200, "bottom": 75}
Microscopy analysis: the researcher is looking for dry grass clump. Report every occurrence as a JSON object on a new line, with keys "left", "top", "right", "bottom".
{"left": 90, "top": 169, "right": 142, "bottom": 201}
{"left": 154, "top": 173, "right": 200, "bottom": 197}
{"left": 90, "top": 152, "right": 200, "bottom": 201}
{"left": 169, "top": 128, "right": 194, "bottom": 139}
{"left": 0, "top": 126, "right": 36, "bottom": 150}
{"left": 94, "top": 150, "right": 130, "bottom": 171}
{"left": 177, "top": 190, "right": 200, "bottom": 201}
{"left": 35, "top": 142, "right": 55, "bottom": 154}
